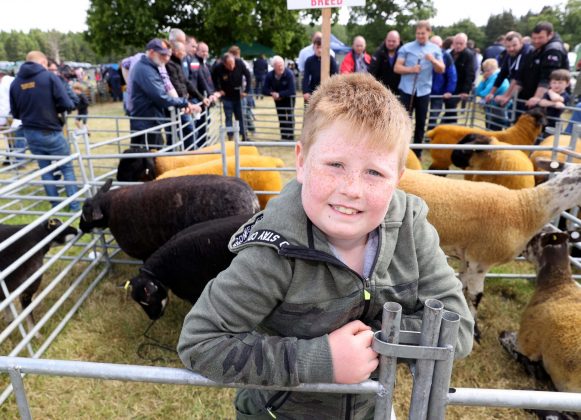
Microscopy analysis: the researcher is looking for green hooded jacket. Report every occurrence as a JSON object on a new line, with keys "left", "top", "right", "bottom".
{"left": 178, "top": 179, "right": 474, "bottom": 419}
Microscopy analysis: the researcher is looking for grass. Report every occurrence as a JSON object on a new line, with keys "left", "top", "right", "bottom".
{"left": 0, "top": 99, "right": 564, "bottom": 419}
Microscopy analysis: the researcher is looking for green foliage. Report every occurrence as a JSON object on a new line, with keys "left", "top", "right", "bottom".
{"left": 346, "top": 0, "right": 436, "bottom": 51}
{"left": 435, "top": 19, "right": 486, "bottom": 50}
{"left": 484, "top": 11, "right": 517, "bottom": 46}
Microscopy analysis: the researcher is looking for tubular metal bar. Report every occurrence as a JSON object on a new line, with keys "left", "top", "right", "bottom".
{"left": 447, "top": 388, "right": 581, "bottom": 411}
{"left": 427, "top": 311, "right": 461, "bottom": 419}
{"left": 8, "top": 368, "right": 32, "bottom": 420}
{"left": 409, "top": 299, "right": 444, "bottom": 420}
{"left": 0, "top": 259, "right": 111, "bottom": 406}
{"left": 374, "top": 302, "right": 402, "bottom": 420}
{"left": 0, "top": 357, "right": 380, "bottom": 394}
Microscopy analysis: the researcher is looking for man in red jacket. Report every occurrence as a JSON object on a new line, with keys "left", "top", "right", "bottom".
{"left": 340, "top": 36, "right": 371, "bottom": 74}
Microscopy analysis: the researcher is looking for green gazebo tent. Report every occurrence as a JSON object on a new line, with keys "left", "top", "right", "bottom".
{"left": 220, "top": 41, "right": 275, "bottom": 58}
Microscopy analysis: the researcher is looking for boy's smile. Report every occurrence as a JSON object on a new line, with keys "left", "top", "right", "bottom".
{"left": 296, "top": 120, "right": 403, "bottom": 250}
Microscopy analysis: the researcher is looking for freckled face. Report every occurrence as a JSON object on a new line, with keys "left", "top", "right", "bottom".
{"left": 296, "top": 121, "right": 403, "bottom": 249}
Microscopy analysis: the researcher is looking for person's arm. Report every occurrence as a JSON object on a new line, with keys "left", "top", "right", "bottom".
{"left": 407, "top": 198, "right": 474, "bottom": 358}
{"left": 330, "top": 56, "right": 339, "bottom": 75}
{"left": 339, "top": 52, "right": 354, "bottom": 74}
{"left": 444, "top": 56, "right": 457, "bottom": 98}
{"left": 178, "top": 246, "right": 334, "bottom": 386}
{"left": 427, "top": 50, "right": 445, "bottom": 74}
{"left": 262, "top": 72, "right": 273, "bottom": 97}
{"left": 394, "top": 53, "right": 420, "bottom": 75}
{"left": 242, "top": 64, "right": 252, "bottom": 95}
{"left": 277, "top": 70, "right": 296, "bottom": 98}
{"left": 367, "top": 49, "right": 382, "bottom": 78}
{"left": 459, "top": 52, "right": 476, "bottom": 96}
{"left": 539, "top": 91, "right": 565, "bottom": 109}
{"left": 50, "top": 74, "right": 75, "bottom": 113}
{"left": 495, "top": 79, "right": 520, "bottom": 106}
{"left": 134, "top": 64, "right": 188, "bottom": 110}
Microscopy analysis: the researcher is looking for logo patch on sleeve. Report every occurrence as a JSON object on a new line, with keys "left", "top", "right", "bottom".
{"left": 230, "top": 214, "right": 291, "bottom": 250}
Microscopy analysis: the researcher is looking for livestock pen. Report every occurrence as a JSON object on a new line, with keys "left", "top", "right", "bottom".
{"left": 0, "top": 95, "right": 580, "bottom": 419}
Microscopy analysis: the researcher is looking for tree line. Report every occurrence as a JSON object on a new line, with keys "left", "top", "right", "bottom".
{"left": 1, "top": 0, "right": 580, "bottom": 65}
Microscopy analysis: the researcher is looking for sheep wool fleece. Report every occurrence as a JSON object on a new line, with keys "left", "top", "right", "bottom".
{"left": 178, "top": 179, "right": 474, "bottom": 419}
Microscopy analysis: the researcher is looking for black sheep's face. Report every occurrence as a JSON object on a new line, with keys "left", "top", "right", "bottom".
{"left": 80, "top": 179, "right": 113, "bottom": 233}
{"left": 523, "top": 229, "right": 570, "bottom": 268}
{"left": 451, "top": 133, "right": 491, "bottom": 169}
{"left": 116, "top": 147, "right": 156, "bottom": 182}
{"left": 129, "top": 275, "right": 168, "bottom": 320}
{"left": 47, "top": 218, "right": 79, "bottom": 245}
{"left": 524, "top": 108, "right": 548, "bottom": 127}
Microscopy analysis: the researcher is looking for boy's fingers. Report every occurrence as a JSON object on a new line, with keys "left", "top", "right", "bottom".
{"left": 343, "top": 320, "right": 371, "bottom": 335}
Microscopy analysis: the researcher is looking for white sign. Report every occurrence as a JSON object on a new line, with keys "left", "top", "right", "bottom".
{"left": 287, "top": 0, "right": 365, "bottom": 10}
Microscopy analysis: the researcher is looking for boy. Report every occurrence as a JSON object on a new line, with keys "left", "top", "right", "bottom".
{"left": 538, "top": 69, "right": 570, "bottom": 134}
{"left": 72, "top": 82, "right": 89, "bottom": 134}
{"left": 178, "top": 73, "right": 473, "bottom": 419}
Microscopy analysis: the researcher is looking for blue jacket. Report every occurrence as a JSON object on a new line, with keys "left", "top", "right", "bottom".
{"left": 262, "top": 68, "right": 296, "bottom": 98}
{"left": 9, "top": 61, "right": 75, "bottom": 131}
{"left": 130, "top": 55, "right": 188, "bottom": 124}
{"left": 431, "top": 50, "right": 457, "bottom": 95}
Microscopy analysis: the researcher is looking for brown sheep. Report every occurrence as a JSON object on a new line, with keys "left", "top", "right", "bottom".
{"left": 156, "top": 155, "right": 285, "bottom": 209}
{"left": 500, "top": 229, "right": 581, "bottom": 397}
{"left": 398, "top": 162, "right": 581, "bottom": 340}
{"left": 426, "top": 109, "right": 545, "bottom": 170}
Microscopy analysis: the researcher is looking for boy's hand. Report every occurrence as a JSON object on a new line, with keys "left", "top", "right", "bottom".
{"left": 329, "top": 321, "right": 378, "bottom": 384}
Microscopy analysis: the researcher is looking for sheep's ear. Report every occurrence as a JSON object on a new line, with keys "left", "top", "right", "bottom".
{"left": 540, "top": 231, "right": 569, "bottom": 247}
{"left": 534, "top": 157, "right": 563, "bottom": 173}
{"left": 569, "top": 230, "right": 581, "bottom": 243}
{"left": 144, "top": 158, "right": 156, "bottom": 180}
{"left": 100, "top": 179, "right": 113, "bottom": 194}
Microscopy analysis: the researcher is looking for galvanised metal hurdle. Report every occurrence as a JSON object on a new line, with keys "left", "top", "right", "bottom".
{"left": 0, "top": 94, "right": 580, "bottom": 415}
{"left": 3, "top": 299, "right": 581, "bottom": 419}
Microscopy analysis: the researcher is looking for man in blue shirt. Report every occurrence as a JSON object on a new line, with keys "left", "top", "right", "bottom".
{"left": 395, "top": 20, "right": 445, "bottom": 158}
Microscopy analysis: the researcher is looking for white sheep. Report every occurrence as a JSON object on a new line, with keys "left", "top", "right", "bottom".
{"left": 499, "top": 228, "right": 581, "bottom": 395}
{"left": 398, "top": 162, "right": 581, "bottom": 340}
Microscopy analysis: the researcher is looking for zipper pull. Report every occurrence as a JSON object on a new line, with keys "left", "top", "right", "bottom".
{"left": 364, "top": 277, "right": 371, "bottom": 300}
{"left": 266, "top": 407, "right": 277, "bottom": 419}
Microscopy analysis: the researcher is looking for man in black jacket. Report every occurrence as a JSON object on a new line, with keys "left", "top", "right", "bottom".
{"left": 444, "top": 33, "right": 476, "bottom": 124}
{"left": 518, "top": 22, "right": 569, "bottom": 110}
{"left": 213, "top": 53, "right": 251, "bottom": 141}
{"left": 368, "top": 30, "right": 401, "bottom": 94}
{"left": 9, "top": 50, "right": 79, "bottom": 211}
{"left": 166, "top": 41, "right": 207, "bottom": 149}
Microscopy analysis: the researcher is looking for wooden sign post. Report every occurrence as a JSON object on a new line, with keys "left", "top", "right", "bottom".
{"left": 287, "top": 0, "right": 365, "bottom": 82}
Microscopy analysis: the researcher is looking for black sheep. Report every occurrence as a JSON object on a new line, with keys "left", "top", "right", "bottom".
{"left": 80, "top": 176, "right": 259, "bottom": 261}
{"left": 127, "top": 213, "right": 253, "bottom": 320}
{"left": 116, "top": 147, "right": 156, "bottom": 182}
{"left": 0, "top": 219, "right": 78, "bottom": 327}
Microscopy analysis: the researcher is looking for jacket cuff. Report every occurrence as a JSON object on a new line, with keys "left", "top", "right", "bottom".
{"left": 296, "top": 335, "right": 334, "bottom": 384}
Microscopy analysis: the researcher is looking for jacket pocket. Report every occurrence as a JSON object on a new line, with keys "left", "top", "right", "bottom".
{"left": 374, "top": 279, "right": 419, "bottom": 313}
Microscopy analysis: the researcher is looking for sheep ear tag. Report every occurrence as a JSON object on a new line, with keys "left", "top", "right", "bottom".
{"left": 570, "top": 230, "right": 581, "bottom": 243}
{"left": 541, "top": 232, "right": 568, "bottom": 247}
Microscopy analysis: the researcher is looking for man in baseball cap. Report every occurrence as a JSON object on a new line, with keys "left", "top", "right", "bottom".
{"left": 146, "top": 38, "right": 171, "bottom": 57}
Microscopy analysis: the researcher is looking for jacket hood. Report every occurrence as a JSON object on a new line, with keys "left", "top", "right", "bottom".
{"left": 17, "top": 61, "right": 46, "bottom": 79}
{"left": 229, "top": 179, "right": 409, "bottom": 254}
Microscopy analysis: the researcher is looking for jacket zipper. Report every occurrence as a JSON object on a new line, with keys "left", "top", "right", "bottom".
{"left": 280, "top": 242, "right": 379, "bottom": 320}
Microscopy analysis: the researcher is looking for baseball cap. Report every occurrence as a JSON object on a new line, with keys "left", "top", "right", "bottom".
{"left": 146, "top": 38, "right": 171, "bottom": 56}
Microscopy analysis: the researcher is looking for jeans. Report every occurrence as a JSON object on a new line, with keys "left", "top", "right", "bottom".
{"left": 194, "top": 111, "right": 210, "bottom": 149}
{"left": 565, "top": 101, "right": 581, "bottom": 135}
{"left": 22, "top": 128, "right": 79, "bottom": 211}
{"left": 399, "top": 91, "right": 429, "bottom": 158}
{"left": 222, "top": 97, "right": 246, "bottom": 141}
{"left": 181, "top": 113, "right": 196, "bottom": 150}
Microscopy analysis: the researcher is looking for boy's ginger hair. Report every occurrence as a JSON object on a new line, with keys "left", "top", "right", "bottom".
{"left": 300, "top": 73, "right": 412, "bottom": 170}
